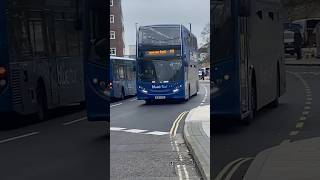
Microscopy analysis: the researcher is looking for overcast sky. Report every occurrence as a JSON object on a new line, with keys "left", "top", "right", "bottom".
{"left": 122, "top": 0, "right": 210, "bottom": 54}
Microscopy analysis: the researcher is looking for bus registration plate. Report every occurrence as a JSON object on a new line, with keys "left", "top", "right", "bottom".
{"left": 155, "top": 96, "right": 166, "bottom": 99}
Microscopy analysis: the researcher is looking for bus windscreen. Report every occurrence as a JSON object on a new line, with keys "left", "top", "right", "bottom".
{"left": 138, "top": 26, "right": 181, "bottom": 46}
{"left": 138, "top": 59, "right": 183, "bottom": 82}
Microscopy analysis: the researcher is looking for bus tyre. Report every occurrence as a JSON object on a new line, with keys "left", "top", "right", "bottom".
{"left": 37, "top": 85, "right": 48, "bottom": 121}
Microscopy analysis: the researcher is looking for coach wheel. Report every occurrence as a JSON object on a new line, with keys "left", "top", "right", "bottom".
{"left": 37, "top": 84, "right": 48, "bottom": 121}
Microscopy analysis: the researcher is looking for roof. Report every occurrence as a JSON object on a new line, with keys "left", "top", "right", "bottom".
{"left": 110, "top": 56, "right": 136, "bottom": 61}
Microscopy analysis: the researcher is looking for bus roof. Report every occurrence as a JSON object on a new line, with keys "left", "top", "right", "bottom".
{"left": 110, "top": 56, "right": 136, "bottom": 61}
{"left": 139, "top": 24, "right": 197, "bottom": 38}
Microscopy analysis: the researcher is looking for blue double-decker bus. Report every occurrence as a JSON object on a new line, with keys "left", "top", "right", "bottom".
{"left": 83, "top": 0, "right": 108, "bottom": 121}
{"left": 211, "top": 0, "right": 286, "bottom": 122}
{"left": 136, "top": 24, "right": 199, "bottom": 103}
{"left": 110, "top": 56, "right": 136, "bottom": 100}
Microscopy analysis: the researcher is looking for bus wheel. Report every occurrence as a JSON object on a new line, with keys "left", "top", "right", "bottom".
{"left": 36, "top": 84, "right": 48, "bottom": 121}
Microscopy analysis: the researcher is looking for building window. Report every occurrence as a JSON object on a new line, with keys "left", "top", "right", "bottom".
{"left": 110, "top": 0, "right": 113, "bottom": 6}
{"left": 110, "top": 15, "right": 114, "bottom": 23}
{"left": 110, "top": 31, "right": 116, "bottom": 39}
{"left": 110, "top": 48, "right": 116, "bottom": 56}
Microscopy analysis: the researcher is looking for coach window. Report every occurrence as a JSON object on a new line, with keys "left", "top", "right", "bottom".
{"left": 11, "top": 12, "right": 33, "bottom": 61}
{"left": 54, "top": 13, "right": 68, "bottom": 57}
{"left": 66, "top": 16, "right": 80, "bottom": 56}
{"left": 29, "top": 20, "right": 47, "bottom": 57}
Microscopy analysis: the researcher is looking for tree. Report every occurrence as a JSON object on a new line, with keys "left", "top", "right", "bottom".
{"left": 199, "top": 23, "right": 210, "bottom": 67}
{"left": 200, "top": 23, "right": 210, "bottom": 48}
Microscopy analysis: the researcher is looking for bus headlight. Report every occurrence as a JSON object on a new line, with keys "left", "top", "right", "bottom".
{"left": 138, "top": 86, "right": 148, "bottom": 94}
{"left": 0, "top": 80, "right": 6, "bottom": 87}
{"left": 224, "top": 74, "right": 230, "bottom": 80}
{"left": 173, "top": 88, "right": 179, "bottom": 93}
{"left": 93, "top": 78, "right": 98, "bottom": 84}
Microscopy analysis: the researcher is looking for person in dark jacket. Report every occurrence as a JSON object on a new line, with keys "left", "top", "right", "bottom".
{"left": 294, "top": 31, "right": 303, "bottom": 60}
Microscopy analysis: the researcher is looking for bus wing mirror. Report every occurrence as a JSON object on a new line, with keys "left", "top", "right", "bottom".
{"left": 239, "top": 0, "right": 251, "bottom": 17}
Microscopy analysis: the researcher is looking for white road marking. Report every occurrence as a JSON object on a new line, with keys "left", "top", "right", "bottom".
{"left": 0, "top": 132, "right": 39, "bottom": 144}
{"left": 130, "top": 98, "right": 137, "bottom": 102}
{"left": 296, "top": 122, "right": 304, "bottom": 128}
{"left": 225, "top": 158, "right": 253, "bottom": 180}
{"left": 144, "top": 131, "right": 169, "bottom": 136}
{"left": 110, "top": 103, "right": 122, "bottom": 108}
{"left": 62, "top": 117, "right": 86, "bottom": 125}
{"left": 289, "top": 131, "right": 299, "bottom": 136}
{"left": 123, "top": 129, "right": 148, "bottom": 133}
{"left": 306, "top": 102, "right": 312, "bottom": 105}
{"left": 302, "top": 111, "right": 310, "bottom": 115}
{"left": 110, "top": 127, "right": 127, "bottom": 131}
{"left": 300, "top": 116, "right": 307, "bottom": 121}
{"left": 281, "top": 139, "right": 291, "bottom": 145}
{"left": 304, "top": 106, "right": 311, "bottom": 110}
{"left": 110, "top": 127, "right": 169, "bottom": 136}
{"left": 307, "top": 98, "right": 313, "bottom": 101}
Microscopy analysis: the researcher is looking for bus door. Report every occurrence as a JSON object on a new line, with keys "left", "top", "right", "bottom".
{"left": 239, "top": 17, "right": 250, "bottom": 113}
{"left": 126, "top": 61, "right": 135, "bottom": 95}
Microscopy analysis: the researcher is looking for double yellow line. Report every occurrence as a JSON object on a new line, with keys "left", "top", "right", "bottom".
{"left": 215, "top": 157, "right": 253, "bottom": 180}
{"left": 170, "top": 111, "right": 188, "bottom": 137}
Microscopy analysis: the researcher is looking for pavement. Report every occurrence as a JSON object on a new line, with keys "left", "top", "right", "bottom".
{"left": 285, "top": 57, "right": 320, "bottom": 66}
{"left": 244, "top": 137, "right": 320, "bottom": 180}
{"left": 183, "top": 105, "right": 210, "bottom": 180}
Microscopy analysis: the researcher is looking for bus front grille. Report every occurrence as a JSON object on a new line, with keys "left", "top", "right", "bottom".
{"left": 10, "top": 68, "right": 23, "bottom": 105}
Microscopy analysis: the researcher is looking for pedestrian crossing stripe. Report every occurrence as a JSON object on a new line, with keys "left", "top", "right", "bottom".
{"left": 110, "top": 127, "right": 169, "bottom": 136}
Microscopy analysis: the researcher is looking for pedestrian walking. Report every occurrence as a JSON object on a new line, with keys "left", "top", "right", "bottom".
{"left": 294, "top": 31, "right": 303, "bottom": 60}
{"left": 201, "top": 70, "right": 205, "bottom": 80}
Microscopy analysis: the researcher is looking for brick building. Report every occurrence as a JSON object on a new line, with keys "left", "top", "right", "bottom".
{"left": 110, "top": 0, "right": 124, "bottom": 57}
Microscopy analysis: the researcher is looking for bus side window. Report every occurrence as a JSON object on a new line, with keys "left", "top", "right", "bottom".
{"left": 29, "top": 19, "right": 47, "bottom": 57}
{"left": 118, "top": 65, "right": 125, "bottom": 79}
{"left": 54, "top": 13, "right": 68, "bottom": 57}
{"left": 65, "top": 13, "right": 81, "bottom": 57}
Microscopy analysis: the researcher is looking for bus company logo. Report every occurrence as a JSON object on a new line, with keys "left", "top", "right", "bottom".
{"left": 152, "top": 85, "right": 168, "bottom": 89}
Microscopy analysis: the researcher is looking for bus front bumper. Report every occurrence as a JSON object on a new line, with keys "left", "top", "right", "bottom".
{"left": 137, "top": 92, "right": 185, "bottom": 100}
